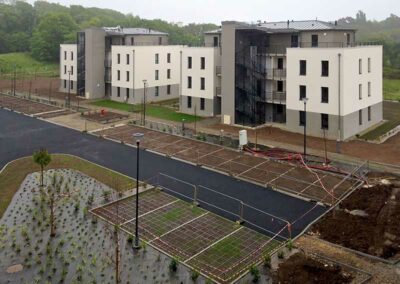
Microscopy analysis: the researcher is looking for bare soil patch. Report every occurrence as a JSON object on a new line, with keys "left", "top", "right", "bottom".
{"left": 311, "top": 178, "right": 400, "bottom": 260}
{"left": 273, "top": 252, "right": 353, "bottom": 284}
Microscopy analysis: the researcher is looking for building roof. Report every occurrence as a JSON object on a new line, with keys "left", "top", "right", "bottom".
{"left": 102, "top": 26, "right": 168, "bottom": 36}
{"left": 204, "top": 28, "right": 222, "bottom": 34}
{"left": 257, "top": 20, "right": 355, "bottom": 31}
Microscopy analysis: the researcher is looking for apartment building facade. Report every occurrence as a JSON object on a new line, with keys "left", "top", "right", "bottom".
{"left": 59, "top": 44, "right": 77, "bottom": 94}
{"left": 111, "top": 45, "right": 182, "bottom": 104}
{"left": 220, "top": 20, "right": 383, "bottom": 140}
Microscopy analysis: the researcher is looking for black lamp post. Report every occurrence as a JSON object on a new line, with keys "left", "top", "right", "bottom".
{"left": 302, "top": 97, "right": 309, "bottom": 161}
{"left": 133, "top": 132, "right": 144, "bottom": 249}
{"left": 67, "top": 69, "right": 72, "bottom": 108}
{"left": 142, "top": 80, "right": 147, "bottom": 126}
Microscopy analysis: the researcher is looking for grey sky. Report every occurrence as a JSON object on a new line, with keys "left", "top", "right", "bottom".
{"left": 27, "top": 0, "right": 399, "bottom": 24}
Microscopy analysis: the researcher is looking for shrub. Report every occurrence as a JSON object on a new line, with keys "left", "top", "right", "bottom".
{"left": 127, "top": 234, "right": 134, "bottom": 244}
{"left": 191, "top": 270, "right": 200, "bottom": 281}
{"left": 169, "top": 258, "right": 178, "bottom": 272}
{"left": 277, "top": 250, "right": 284, "bottom": 259}
{"left": 263, "top": 253, "right": 271, "bottom": 268}
{"left": 249, "top": 265, "right": 260, "bottom": 283}
{"left": 286, "top": 240, "right": 293, "bottom": 251}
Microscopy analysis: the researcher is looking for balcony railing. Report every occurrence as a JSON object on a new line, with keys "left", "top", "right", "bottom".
{"left": 216, "top": 86, "right": 221, "bottom": 96}
{"left": 216, "top": 66, "right": 221, "bottom": 76}
{"left": 260, "top": 92, "right": 286, "bottom": 104}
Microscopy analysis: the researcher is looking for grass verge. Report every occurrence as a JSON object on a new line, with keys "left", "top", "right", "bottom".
{"left": 0, "top": 52, "right": 59, "bottom": 78}
{"left": 383, "top": 79, "right": 400, "bottom": 101}
{"left": 0, "top": 154, "right": 135, "bottom": 218}
{"left": 91, "top": 99, "right": 201, "bottom": 123}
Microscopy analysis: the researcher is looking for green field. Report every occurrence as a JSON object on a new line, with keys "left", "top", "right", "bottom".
{"left": 383, "top": 79, "right": 400, "bottom": 101}
{"left": 92, "top": 99, "right": 201, "bottom": 123}
{"left": 0, "top": 52, "right": 59, "bottom": 78}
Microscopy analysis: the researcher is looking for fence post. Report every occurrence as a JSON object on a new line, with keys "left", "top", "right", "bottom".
{"left": 237, "top": 201, "right": 244, "bottom": 224}
{"left": 193, "top": 185, "right": 199, "bottom": 207}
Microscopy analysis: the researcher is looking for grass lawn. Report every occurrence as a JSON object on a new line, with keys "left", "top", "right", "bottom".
{"left": 360, "top": 101, "right": 400, "bottom": 140}
{"left": 383, "top": 79, "right": 400, "bottom": 101}
{"left": 91, "top": 99, "right": 201, "bottom": 123}
{"left": 0, "top": 52, "right": 59, "bottom": 78}
{"left": 0, "top": 154, "right": 135, "bottom": 218}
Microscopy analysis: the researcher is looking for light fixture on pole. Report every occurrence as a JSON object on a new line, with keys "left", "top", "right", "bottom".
{"left": 301, "top": 97, "right": 309, "bottom": 161}
{"left": 132, "top": 132, "right": 144, "bottom": 249}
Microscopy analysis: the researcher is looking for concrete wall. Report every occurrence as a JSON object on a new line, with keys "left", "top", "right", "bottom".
{"left": 180, "top": 95, "right": 215, "bottom": 117}
{"left": 204, "top": 33, "right": 221, "bottom": 47}
{"left": 123, "top": 35, "right": 169, "bottom": 46}
{"left": 221, "top": 22, "right": 238, "bottom": 125}
{"left": 84, "top": 28, "right": 106, "bottom": 99}
{"left": 59, "top": 44, "right": 77, "bottom": 93}
{"left": 59, "top": 79, "right": 77, "bottom": 94}
{"left": 299, "top": 30, "right": 355, "bottom": 47}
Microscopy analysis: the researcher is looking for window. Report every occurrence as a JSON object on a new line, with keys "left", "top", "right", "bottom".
{"left": 200, "top": 98, "right": 205, "bottom": 110}
{"left": 167, "top": 69, "right": 171, "bottom": 79}
{"left": 155, "top": 53, "right": 159, "bottom": 64}
{"left": 187, "top": 96, "right": 192, "bottom": 108}
{"left": 277, "top": 81, "right": 283, "bottom": 92}
{"left": 359, "top": 109, "right": 363, "bottom": 125}
{"left": 213, "top": 36, "right": 219, "bottom": 47}
{"left": 130, "top": 37, "right": 134, "bottom": 45}
{"left": 321, "top": 87, "right": 329, "bottom": 103}
{"left": 155, "top": 86, "right": 159, "bottom": 96}
{"left": 167, "top": 53, "right": 171, "bottom": 63}
{"left": 300, "top": 60, "right": 306, "bottom": 75}
{"left": 346, "top": 33, "right": 351, "bottom": 46}
{"left": 155, "top": 70, "right": 159, "bottom": 80}
{"left": 368, "top": 82, "right": 371, "bottom": 97}
{"left": 187, "top": 76, "right": 192, "bottom": 88}
{"left": 70, "top": 81, "right": 73, "bottom": 90}
{"left": 64, "top": 65, "right": 67, "bottom": 74}
{"left": 158, "top": 37, "right": 162, "bottom": 45}
{"left": 359, "top": 59, "right": 362, "bottom": 74}
{"left": 188, "top": 57, "right": 192, "bottom": 69}
{"left": 117, "top": 54, "right": 120, "bottom": 64}
{"left": 201, "top": 57, "right": 205, "bottom": 69}
{"left": 368, "top": 58, "right": 371, "bottom": 73}
{"left": 117, "top": 87, "right": 120, "bottom": 97}
{"left": 291, "top": 35, "right": 299, "bottom": 47}
{"left": 64, "top": 51, "right": 67, "bottom": 60}
{"left": 321, "top": 61, "right": 329, "bottom": 77}
{"left": 368, "top": 106, "right": 371, "bottom": 121}
{"left": 201, "top": 77, "right": 205, "bottom": 90}
{"left": 126, "top": 88, "right": 130, "bottom": 99}
{"left": 299, "top": 111, "right": 305, "bottom": 126}
{"left": 63, "top": 80, "right": 66, "bottom": 88}
{"left": 167, "top": 85, "right": 171, "bottom": 95}
{"left": 299, "top": 85, "right": 306, "bottom": 100}
{"left": 122, "top": 37, "right": 125, "bottom": 45}
{"left": 70, "top": 51, "right": 73, "bottom": 61}
{"left": 311, "top": 34, "right": 318, "bottom": 47}
{"left": 321, "top": 114, "right": 329, "bottom": 129}
{"left": 359, "top": 84, "right": 362, "bottom": 100}
{"left": 71, "top": 66, "right": 73, "bottom": 75}
{"left": 126, "top": 71, "right": 130, "bottom": 82}
{"left": 117, "top": 70, "right": 120, "bottom": 81}
{"left": 277, "top": 58, "right": 284, "bottom": 70}
{"left": 126, "top": 54, "right": 130, "bottom": 65}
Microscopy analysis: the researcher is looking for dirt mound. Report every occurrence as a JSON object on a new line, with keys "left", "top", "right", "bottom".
{"left": 273, "top": 253, "right": 353, "bottom": 284}
{"left": 312, "top": 183, "right": 400, "bottom": 259}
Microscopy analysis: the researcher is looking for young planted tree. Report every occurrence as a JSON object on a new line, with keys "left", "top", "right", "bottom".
{"left": 33, "top": 148, "right": 52, "bottom": 187}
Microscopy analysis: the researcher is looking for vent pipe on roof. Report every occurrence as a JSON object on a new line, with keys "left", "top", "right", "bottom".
{"left": 287, "top": 20, "right": 290, "bottom": 28}
{"left": 335, "top": 20, "right": 338, "bottom": 26}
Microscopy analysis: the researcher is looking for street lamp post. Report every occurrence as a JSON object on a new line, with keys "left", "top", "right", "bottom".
{"left": 302, "top": 97, "right": 309, "bottom": 161}
{"left": 142, "top": 80, "right": 147, "bottom": 126}
{"left": 133, "top": 132, "right": 144, "bottom": 249}
{"left": 67, "top": 69, "right": 72, "bottom": 108}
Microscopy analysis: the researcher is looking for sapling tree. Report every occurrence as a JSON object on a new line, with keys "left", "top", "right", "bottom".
{"left": 33, "top": 148, "right": 52, "bottom": 188}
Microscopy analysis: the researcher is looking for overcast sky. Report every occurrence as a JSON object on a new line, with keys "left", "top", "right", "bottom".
{"left": 27, "top": 0, "right": 399, "bottom": 24}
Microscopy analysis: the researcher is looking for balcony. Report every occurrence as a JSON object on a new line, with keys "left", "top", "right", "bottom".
{"left": 216, "top": 66, "right": 221, "bottom": 76}
{"left": 260, "top": 92, "right": 286, "bottom": 104}
{"left": 104, "top": 72, "right": 112, "bottom": 83}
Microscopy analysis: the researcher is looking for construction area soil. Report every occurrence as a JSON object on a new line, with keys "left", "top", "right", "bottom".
{"left": 82, "top": 110, "right": 129, "bottom": 124}
{"left": 311, "top": 176, "right": 400, "bottom": 260}
{"left": 273, "top": 252, "right": 353, "bottom": 284}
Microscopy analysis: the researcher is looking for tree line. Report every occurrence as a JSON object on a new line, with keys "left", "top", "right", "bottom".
{"left": 0, "top": 0, "right": 217, "bottom": 62}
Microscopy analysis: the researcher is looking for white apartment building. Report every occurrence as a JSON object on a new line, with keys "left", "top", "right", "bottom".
{"left": 59, "top": 44, "right": 77, "bottom": 94}
{"left": 110, "top": 45, "right": 183, "bottom": 104}
{"left": 286, "top": 46, "right": 382, "bottom": 140}
{"left": 180, "top": 47, "right": 221, "bottom": 117}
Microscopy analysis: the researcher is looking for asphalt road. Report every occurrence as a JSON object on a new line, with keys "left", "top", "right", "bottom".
{"left": 0, "top": 109, "right": 326, "bottom": 238}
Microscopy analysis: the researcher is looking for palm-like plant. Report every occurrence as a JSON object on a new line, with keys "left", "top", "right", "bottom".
{"left": 33, "top": 148, "right": 52, "bottom": 187}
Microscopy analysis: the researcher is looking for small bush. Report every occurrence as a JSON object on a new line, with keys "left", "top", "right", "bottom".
{"left": 191, "top": 270, "right": 200, "bottom": 281}
{"left": 263, "top": 254, "right": 271, "bottom": 268}
{"left": 277, "top": 250, "right": 284, "bottom": 259}
{"left": 169, "top": 258, "right": 178, "bottom": 272}
{"left": 249, "top": 265, "right": 260, "bottom": 283}
{"left": 286, "top": 240, "right": 293, "bottom": 251}
{"left": 127, "top": 234, "right": 134, "bottom": 244}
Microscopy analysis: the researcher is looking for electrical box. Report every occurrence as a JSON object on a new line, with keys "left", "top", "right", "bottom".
{"left": 239, "top": 130, "right": 248, "bottom": 147}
